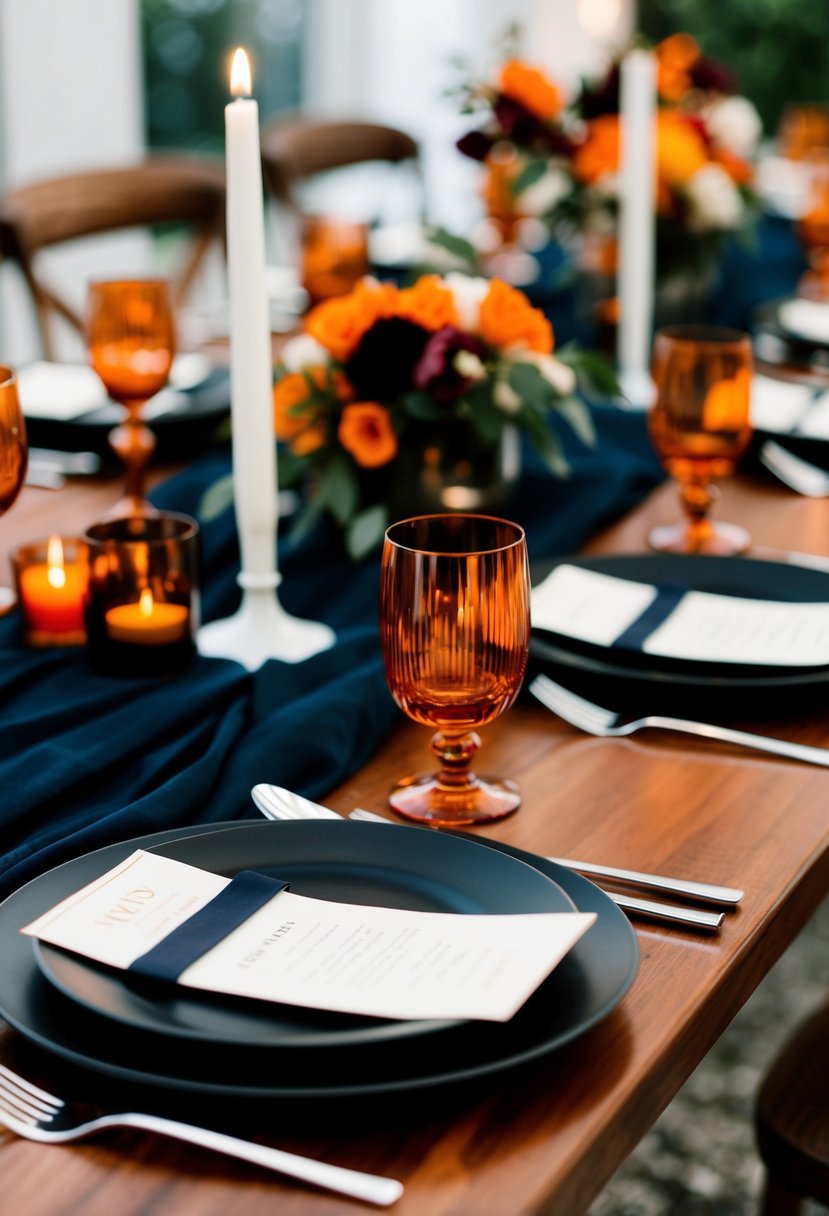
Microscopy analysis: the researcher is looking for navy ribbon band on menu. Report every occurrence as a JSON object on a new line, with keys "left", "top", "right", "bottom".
{"left": 611, "top": 581, "right": 687, "bottom": 652}
{"left": 128, "top": 870, "right": 289, "bottom": 983}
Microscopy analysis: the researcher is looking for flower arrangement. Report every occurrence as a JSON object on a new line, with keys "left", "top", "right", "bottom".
{"left": 272, "top": 273, "right": 602, "bottom": 559}
{"left": 454, "top": 32, "right": 763, "bottom": 284}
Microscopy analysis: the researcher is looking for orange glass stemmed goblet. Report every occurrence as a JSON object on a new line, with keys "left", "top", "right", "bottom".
{"left": 0, "top": 366, "right": 28, "bottom": 611}
{"left": 86, "top": 278, "right": 176, "bottom": 517}
{"left": 380, "top": 513, "right": 531, "bottom": 827}
{"left": 648, "top": 325, "right": 753, "bottom": 556}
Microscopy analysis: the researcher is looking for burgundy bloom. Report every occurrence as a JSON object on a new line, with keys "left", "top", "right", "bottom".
{"left": 690, "top": 56, "right": 736, "bottom": 95}
{"left": 456, "top": 129, "right": 495, "bottom": 161}
{"left": 413, "top": 326, "right": 487, "bottom": 404}
{"left": 578, "top": 64, "right": 621, "bottom": 119}
{"left": 345, "top": 317, "right": 431, "bottom": 401}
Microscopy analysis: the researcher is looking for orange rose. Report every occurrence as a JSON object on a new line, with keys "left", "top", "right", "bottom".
{"left": 702, "top": 367, "right": 751, "bottom": 432}
{"left": 338, "top": 402, "right": 398, "bottom": 468}
{"left": 479, "top": 279, "right": 553, "bottom": 354}
{"left": 306, "top": 279, "right": 398, "bottom": 361}
{"left": 572, "top": 115, "right": 620, "bottom": 184}
{"left": 291, "top": 423, "right": 327, "bottom": 455}
{"left": 657, "top": 111, "right": 708, "bottom": 187}
{"left": 656, "top": 33, "right": 700, "bottom": 103}
{"left": 395, "top": 275, "right": 458, "bottom": 332}
{"left": 499, "top": 59, "right": 562, "bottom": 122}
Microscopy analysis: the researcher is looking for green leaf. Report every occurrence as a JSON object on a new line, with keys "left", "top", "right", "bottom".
{"left": 424, "top": 226, "right": 480, "bottom": 271}
{"left": 198, "top": 473, "right": 235, "bottom": 522}
{"left": 520, "top": 410, "right": 571, "bottom": 478}
{"left": 511, "top": 157, "right": 549, "bottom": 198}
{"left": 289, "top": 496, "right": 325, "bottom": 543}
{"left": 346, "top": 504, "right": 388, "bottom": 561}
{"left": 462, "top": 380, "right": 505, "bottom": 445}
{"left": 318, "top": 458, "right": 359, "bottom": 527}
{"left": 554, "top": 396, "right": 597, "bottom": 448}
{"left": 402, "top": 391, "right": 445, "bottom": 422}
{"left": 560, "top": 346, "right": 620, "bottom": 400}
{"left": 506, "top": 362, "right": 554, "bottom": 413}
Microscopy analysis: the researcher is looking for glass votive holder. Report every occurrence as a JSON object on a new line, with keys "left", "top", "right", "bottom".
{"left": 12, "top": 536, "right": 89, "bottom": 647}
{"left": 84, "top": 513, "right": 200, "bottom": 677}
{"left": 300, "top": 215, "right": 369, "bottom": 305}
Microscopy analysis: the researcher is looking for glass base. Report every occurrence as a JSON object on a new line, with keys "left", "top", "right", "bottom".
{"left": 388, "top": 773, "right": 521, "bottom": 828}
{"left": 648, "top": 519, "right": 750, "bottom": 556}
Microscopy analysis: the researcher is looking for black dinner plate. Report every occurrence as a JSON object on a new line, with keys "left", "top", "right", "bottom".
{"left": 0, "top": 821, "right": 637, "bottom": 1100}
{"left": 529, "top": 553, "right": 829, "bottom": 717}
{"left": 34, "top": 820, "right": 574, "bottom": 1049}
{"left": 24, "top": 366, "right": 231, "bottom": 464}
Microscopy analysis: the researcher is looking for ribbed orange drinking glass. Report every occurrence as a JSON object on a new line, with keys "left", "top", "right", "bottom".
{"left": 380, "top": 513, "right": 531, "bottom": 827}
{"left": 0, "top": 366, "right": 28, "bottom": 612}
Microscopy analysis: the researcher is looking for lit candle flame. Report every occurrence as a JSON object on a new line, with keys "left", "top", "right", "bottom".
{"left": 139, "top": 587, "right": 155, "bottom": 617}
{"left": 46, "top": 535, "right": 67, "bottom": 590}
{"left": 230, "top": 47, "right": 252, "bottom": 98}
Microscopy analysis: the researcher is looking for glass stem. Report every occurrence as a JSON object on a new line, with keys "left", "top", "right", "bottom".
{"left": 110, "top": 402, "right": 155, "bottom": 510}
{"left": 679, "top": 478, "right": 718, "bottom": 550}
{"left": 430, "top": 730, "right": 481, "bottom": 790}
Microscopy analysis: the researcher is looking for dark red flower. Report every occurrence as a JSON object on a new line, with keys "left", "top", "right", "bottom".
{"left": 456, "top": 129, "right": 495, "bottom": 161}
{"left": 413, "top": 326, "right": 487, "bottom": 403}
{"left": 345, "top": 317, "right": 430, "bottom": 401}
{"left": 690, "top": 56, "right": 736, "bottom": 95}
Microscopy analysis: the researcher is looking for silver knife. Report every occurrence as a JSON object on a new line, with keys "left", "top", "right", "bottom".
{"left": 250, "top": 785, "right": 727, "bottom": 932}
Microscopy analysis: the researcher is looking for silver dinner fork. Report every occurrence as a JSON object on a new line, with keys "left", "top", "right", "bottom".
{"left": 0, "top": 1063, "right": 403, "bottom": 1207}
{"left": 529, "top": 673, "right": 829, "bottom": 768}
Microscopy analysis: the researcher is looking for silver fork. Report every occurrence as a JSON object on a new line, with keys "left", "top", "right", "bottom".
{"left": 529, "top": 673, "right": 829, "bottom": 768}
{"left": 250, "top": 785, "right": 728, "bottom": 931}
{"left": 758, "top": 439, "right": 829, "bottom": 497}
{"left": 0, "top": 1063, "right": 402, "bottom": 1207}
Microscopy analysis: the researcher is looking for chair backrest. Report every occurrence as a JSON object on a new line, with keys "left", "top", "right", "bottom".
{"left": 0, "top": 156, "right": 226, "bottom": 360}
{"left": 260, "top": 116, "right": 419, "bottom": 210}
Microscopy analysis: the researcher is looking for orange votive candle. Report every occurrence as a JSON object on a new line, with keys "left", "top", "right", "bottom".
{"left": 105, "top": 587, "right": 189, "bottom": 646}
{"left": 18, "top": 536, "right": 87, "bottom": 634}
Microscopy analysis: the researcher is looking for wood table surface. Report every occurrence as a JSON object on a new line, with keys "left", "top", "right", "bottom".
{"left": 2, "top": 463, "right": 829, "bottom": 1216}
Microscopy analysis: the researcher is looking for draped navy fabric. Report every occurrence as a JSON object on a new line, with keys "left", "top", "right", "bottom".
{"left": 0, "top": 404, "right": 662, "bottom": 899}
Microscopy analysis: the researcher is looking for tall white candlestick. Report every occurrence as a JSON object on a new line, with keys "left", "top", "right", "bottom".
{"left": 617, "top": 48, "right": 656, "bottom": 410}
{"left": 198, "top": 48, "right": 334, "bottom": 668}
{"left": 224, "top": 47, "right": 277, "bottom": 578}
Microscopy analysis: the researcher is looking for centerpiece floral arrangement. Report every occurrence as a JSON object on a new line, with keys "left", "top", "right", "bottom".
{"left": 270, "top": 272, "right": 607, "bottom": 559}
{"left": 454, "top": 31, "right": 763, "bottom": 286}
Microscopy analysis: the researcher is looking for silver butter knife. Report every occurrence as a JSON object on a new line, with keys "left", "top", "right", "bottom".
{"left": 251, "top": 785, "right": 728, "bottom": 932}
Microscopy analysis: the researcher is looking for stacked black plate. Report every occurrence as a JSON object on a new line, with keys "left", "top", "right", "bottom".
{"left": 0, "top": 821, "right": 637, "bottom": 1102}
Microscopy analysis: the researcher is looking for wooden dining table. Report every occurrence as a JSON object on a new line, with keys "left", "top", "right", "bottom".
{"left": 2, "top": 458, "right": 829, "bottom": 1216}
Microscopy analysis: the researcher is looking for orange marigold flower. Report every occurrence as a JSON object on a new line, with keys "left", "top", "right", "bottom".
{"left": 572, "top": 114, "right": 620, "bottom": 184}
{"left": 395, "top": 275, "right": 459, "bottom": 332}
{"left": 338, "top": 402, "right": 398, "bottom": 468}
{"left": 499, "top": 58, "right": 562, "bottom": 122}
{"left": 702, "top": 367, "right": 751, "bottom": 432}
{"left": 306, "top": 279, "right": 398, "bottom": 362}
{"left": 291, "top": 423, "right": 327, "bottom": 456}
{"left": 479, "top": 279, "right": 553, "bottom": 354}
{"left": 657, "top": 111, "right": 708, "bottom": 186}
{"left": 656, "top": 32, "right": 700, "bottom": 102}
{"left": 273, "top": 372, "right": 315, "bottom": 440}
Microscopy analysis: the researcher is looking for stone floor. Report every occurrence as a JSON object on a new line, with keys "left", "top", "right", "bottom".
{"left": 589, "top": 896, "right": 829, "bottom": 1216}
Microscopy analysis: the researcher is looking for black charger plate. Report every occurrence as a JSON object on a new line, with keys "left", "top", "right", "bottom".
{"left": 529, "top": 553, "right": 829, "bottom": 717}
{"left": 34, "top": 820, "right": 574, "bottom": 1048}
{"left": 0, "top": 821, "right": 637, "bottom": 1100}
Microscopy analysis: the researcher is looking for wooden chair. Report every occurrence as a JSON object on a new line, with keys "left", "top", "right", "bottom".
{"left": 0, "top": 156, "right": 226, "bottom": 360}
{"left": 260, "top": 115, "right": 419, "bottom": 213}
{"left": 754, "top": 998, "right": 829, "bottom": 1214}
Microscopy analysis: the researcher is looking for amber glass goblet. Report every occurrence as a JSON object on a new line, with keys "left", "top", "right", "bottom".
{"left": 0, "top": 366, "right": 28, "bottom": 612}
{"left": 795, "top": 150, "right": 829, "bottom": 298}
{"left": 380, "top": 513, "right": 531, "bottom": 827}
{"left": 300, "top": 216, "right": 369, "bottom": 305}
{"left": 86, "top": 278, "right": 176, "bottom": 517}
{"left": 648, "top": 325, "right": 753, "bottom": 556}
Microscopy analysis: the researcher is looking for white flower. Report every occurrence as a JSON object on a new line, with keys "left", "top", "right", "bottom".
{"left": 443, "top": 272, "right": 490, "bottom": 332}
{"left": 280, "top": 333, "right": 331, "bottom": 371}
{"left": 517, "top": 166, "right": 572, "bottom": 216}
{"left": 704, "top": 95, "right": 762, "bottom": 160}
{"left": 684, "top": 164, "right": 745, "bottom": 232}
{"left": 453, "top": 349, "right": 486, "bottom": 381}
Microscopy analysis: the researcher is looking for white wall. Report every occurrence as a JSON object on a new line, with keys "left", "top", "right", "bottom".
{"left": 0, "top": 0, "right": 145, "bottom": 363}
